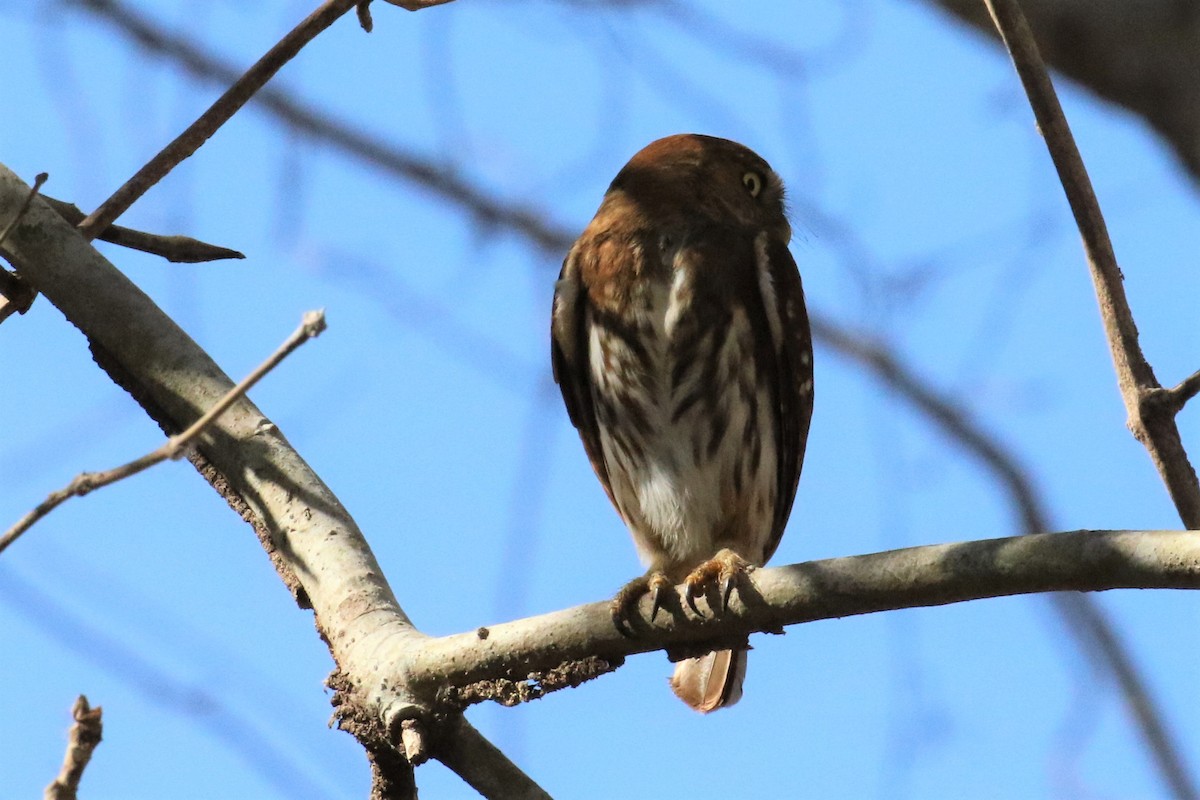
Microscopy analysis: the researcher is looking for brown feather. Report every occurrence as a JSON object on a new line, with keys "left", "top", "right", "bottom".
{"left": 670, "top": 649, "right": 747, "bottom": 713}
{"left": 758, "top": 236, "right": 814, "bottom": 563}
{"left": 551, "top": 249, "right": 618, "bottom": 510}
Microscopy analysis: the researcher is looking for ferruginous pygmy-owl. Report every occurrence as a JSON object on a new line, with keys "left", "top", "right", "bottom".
{"left": 551, "top": 134, "right": 814, "bottom": 713}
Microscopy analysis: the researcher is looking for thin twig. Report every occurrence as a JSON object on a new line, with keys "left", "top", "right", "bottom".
{"left": 0, "top": 310, "right": 326, "bottom": 556}
{"left": 44, "top": 695, "right": 103, "bottom": 800}
{"left": 76, "top": 0, "right": 359, "bottom": 240}
{"left": 1166, "top": 369, "right": 1200, "bottom": 411}
{"left": 983, "top": 0, "right": 1200, "bottom": 528}
{"left": 43, "top": 197, "right": 243, "bottom": 263}
{"left": 355, "top": 0, "right": 374, "bottom": 31}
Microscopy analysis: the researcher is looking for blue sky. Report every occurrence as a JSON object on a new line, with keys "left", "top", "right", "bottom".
{"left": 2, "top": 1, "right": 1198, "bottom": 798}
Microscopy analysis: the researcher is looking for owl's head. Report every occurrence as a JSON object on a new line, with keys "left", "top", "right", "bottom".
{"left": 607, "top": 134, "right": 791, "bottom": 243}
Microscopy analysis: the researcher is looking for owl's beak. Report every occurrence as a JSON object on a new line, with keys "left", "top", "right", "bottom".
{"left": 777, "top": 219, "right": 792, "bottom": 244}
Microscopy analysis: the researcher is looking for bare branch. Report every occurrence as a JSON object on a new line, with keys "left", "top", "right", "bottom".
{"left": 42, "top": 197, "right": 244, "bottom": 262}
{"left": 983, "top": 0, "right": 1200, "bottom": 528}
{"left": 0, "top": 162, "right": 548, "bottom": 799}
{"left": 400, "top": 530, "right": 1200, "bottom": 704}
{"left": 1161, "top": 369, "right": 1200, "bottom": 412}
{"left": 437, "top": 719, "right": 554, "bottom": 800}
{"left": 76, "top": 0, "right": 360, "bottom": 239}
{"left": 356, "top": 0, "right": 375, "bottom": 31}
{"left": 0, "top": 310, "right": 326, "bottom": 556}
{"left": 44, "top": 695, "right": 103, "bottom": 800}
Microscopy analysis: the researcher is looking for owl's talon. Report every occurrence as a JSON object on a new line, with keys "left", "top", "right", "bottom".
{"left": 611, "top": 571, "right": 672, "bottom": 634}
{"left": 684, "top": 582, "right": 705, "bottom": 617}
{"left": 648, "top": 573, "right": 672, "bottom": 621}
{"left": 719, "top": 574, "right": 736, "bottom": 611}
{"left": 683, "top": 549, "right": 752, "bottom": 615}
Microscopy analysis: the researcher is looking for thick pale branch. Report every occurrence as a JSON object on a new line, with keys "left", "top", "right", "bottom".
{"left": 984, "top": 0, "right": 1200, "bottom": 528}
{"left": 0, "top": 165, "right": 544, "bottom": 798}
{"left": 400, "top": 529, "right": 1200, "bottom": 701}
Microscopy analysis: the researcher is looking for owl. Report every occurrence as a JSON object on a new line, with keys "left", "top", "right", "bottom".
{"left": 551, "top": 134, "right": 813, "bottom": 712}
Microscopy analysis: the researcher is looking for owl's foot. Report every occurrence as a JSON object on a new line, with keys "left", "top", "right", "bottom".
{"left": 684, "top": 549, "right": 753, "bottom": 615}
{"left": 611, "top": 570, "right": 673, "bottom": 635}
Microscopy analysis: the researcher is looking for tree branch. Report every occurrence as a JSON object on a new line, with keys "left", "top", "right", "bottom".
{"left": 399, "top": 529, "right": 1200, "bottom": 704}
{"left": 44, "top": 695, "right": 103, "bottom": 800}
{"left": 28, "top": 6, "right": 1200, "bottom": 796}
{"left": 0, "top": 164, "right": 547, "bottom": 799}
{"left": 42, "top": 196, "right": 244, "bottom": 262}
{"left": 1167, "top": 369, "right": 1200, "bottom": 410}
{"left": 436, "top": 719, "right": 554, "bottom": 800}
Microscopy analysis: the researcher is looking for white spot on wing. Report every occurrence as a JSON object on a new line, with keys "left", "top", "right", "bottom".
{"left": 754, "top": 232, "right": 784, "bottom": 353}
{"left": 663, "top": 260, "right": 690, "bottom": 338}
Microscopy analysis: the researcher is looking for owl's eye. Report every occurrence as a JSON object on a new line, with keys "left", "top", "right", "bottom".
{"left": 742, "top": 171, "right": 764, "bottom": 198}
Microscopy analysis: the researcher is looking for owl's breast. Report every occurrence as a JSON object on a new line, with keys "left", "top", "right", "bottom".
{"left": 588, "top": 245, "right": 778, "bottom": 573}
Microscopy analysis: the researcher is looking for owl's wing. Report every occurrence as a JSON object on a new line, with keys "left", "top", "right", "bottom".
{"left": 758, "top": 236, "right": 814, "bottom": 564}
{"left": 550, "top": 246, "right": 619, "bottom": 510}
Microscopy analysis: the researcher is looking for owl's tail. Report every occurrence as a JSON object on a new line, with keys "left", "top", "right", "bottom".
{"left": 669, "top": 648, "right": 747, "bottom": 712}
